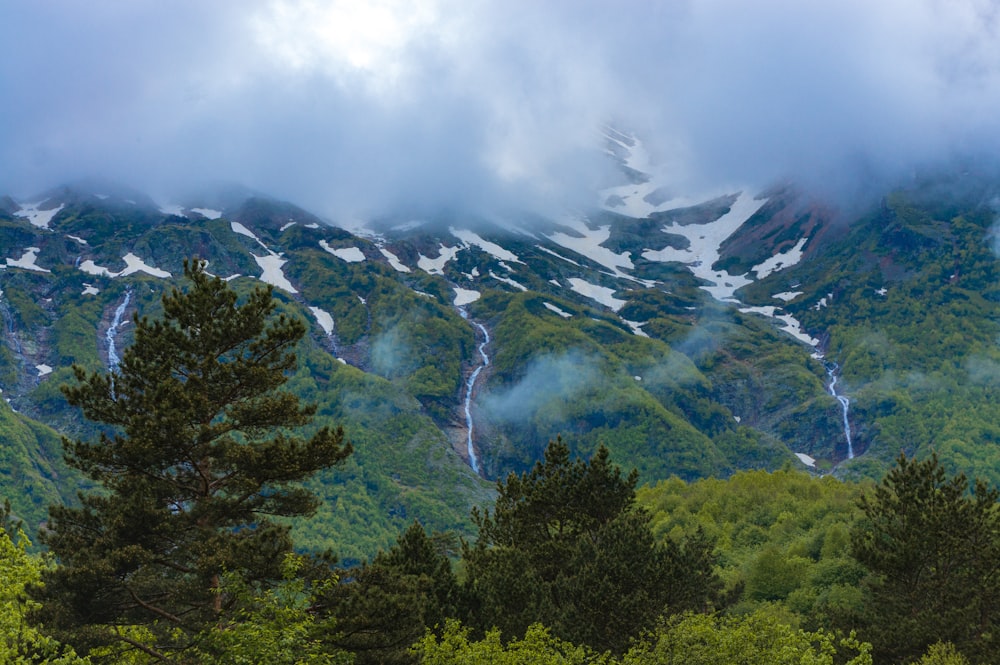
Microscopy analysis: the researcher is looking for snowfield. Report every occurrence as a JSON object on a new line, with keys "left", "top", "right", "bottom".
{"left": 451, "top": 228, "right": 523, "bottom": 264}
{"left": 642, "top": 191, "right": 765, "bottom": 302}
{"left": 6, "top": 247, "right": 50, "bottom": 273}
{"left": 567, "top": 278, "right": 625, "bottom": 311}
{"left": 309, "top": 307, "right": 334, "bottom": 335}
{"left": 379, "top": 247, "right": 411, "bottom": 272}
{"left": 453, "top": 287, "right": 481, "bottom": 306}
{"left": 320, "top": 241, "right": 366, "bottom": 263}
{"left": 547, "top": 217, "right": 634, "bottom": 277}
{"left": 417, "top": 245, "right": 460, "bottom": 275}
{"left": 79, "top": 253, "right": 171, "bottom": 279}
{"left": 253, "top": 254, "right": 297, "bottom": 293}
{"left": 15, "top": 202, "right": 64, "bottom": 229}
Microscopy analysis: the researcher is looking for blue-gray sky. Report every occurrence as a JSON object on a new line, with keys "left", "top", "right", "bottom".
{"left": 3, "top": 0, "right": 1000, "bottom": 220}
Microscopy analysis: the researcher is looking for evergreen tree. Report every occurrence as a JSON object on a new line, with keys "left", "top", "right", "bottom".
{"left": 850, "top": 453, "right": 1000, "bottom": 664}
{"left": 32, "top": 260, "right": 352, "bottom": 661}
{"left": 462, "top": 439, "right": 722, "bottom": 655}
{"left": 321, "top": 520, "right": 460, "bottom": 665}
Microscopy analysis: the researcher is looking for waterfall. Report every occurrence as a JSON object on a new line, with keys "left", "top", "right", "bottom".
{"left": 0, "top": 297, "right": 22, "bottom": 357}
{"left": 107, "top": 289, "right": 132, "bottom": 369}
{"left": 825, "top": 362, "right": 854, "bottom": 459}
{"left": 464, "top": 322, "right": 490, "bottom": 474}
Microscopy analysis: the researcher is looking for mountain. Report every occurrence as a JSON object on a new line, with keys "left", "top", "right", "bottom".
{"left": 1, "top": 135, "right": 997, "bottom": 559}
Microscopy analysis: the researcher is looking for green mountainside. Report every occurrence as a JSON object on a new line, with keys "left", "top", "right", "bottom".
{"left": 0, "top": 169, "right": 997, "bottom": 559}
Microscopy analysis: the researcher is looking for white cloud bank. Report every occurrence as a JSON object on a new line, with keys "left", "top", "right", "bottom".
{"left": 3, "top": 0, "right": 1000, "bottom": 219}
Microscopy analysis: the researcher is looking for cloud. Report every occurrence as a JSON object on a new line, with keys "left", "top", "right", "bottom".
{"left": 4, "top": 0, "right": 1000, "bottom": 220}
{"left": 481, "top": 349, "right": 600, "bottom": 424}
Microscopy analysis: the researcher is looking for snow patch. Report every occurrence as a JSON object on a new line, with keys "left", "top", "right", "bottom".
{"left": 451, "top": 228, "right": 523, "bottom": 264}
{"left": 739, "top": 305, "right": 820, "bottom": 346}
{"left": 534, "top": 244, "right": 581, "bottom": 266}
{"left": 253, "top": 254, "right": 297, "bottom": 293}
{"left": 624, "top": 319, "right": 649, "bottom": 337}
{"left": 752, "top": 237, "right": 808, "bottom": 279}
{"left": 379, "top": 247, "right": 411, "bottom": 272}
{"left": 280, "top": 221, "right": 297, "bottom": 232}
{"left": 489, "top": 271, "right": 528, "bottom": 292}
{"left": 543, "top": 302, "right": 572, "bottom": 318}
{"left": 15, "top": 202, "right": 64, "bottom": 229}
{"left": 36, "top": 364, "right": 53, "bottom": 377}
{"left": 598, "top": 129, "right": 679, "bottom": 218}
{"left": 567, "top": 278, "right": 626, "bottom": 311}
{"left": 67, "top": 234, "right": 88, "bottom": 245}
{"left": 794, "top": 453, "right": 817, "bottom": 468}
{"left": 82, "top": 284, "right": 100, "bottom": 296}
{"left": 547, "top": 218, "right": 634, "bottom": 277}
{"left": 772, "top": 291, "right": 803, "bottom": 302}
{"left": 231, "top": 221, "right": 259, "bottom": 240}
{"left": 417, "top": 245, "right": 460, "bottom": 275}
{"left": 642, "top": 191, "right": 765, "bottom": 302}
{"left": 309, "top": 307, "right": 334, "bottom": 335}
{"left": 6, "top": 247, "right": 50, "bottom": 273}
{"left": 453, "top": 288, "right": 481, "bottom": 306}
{"left": 320, "top": 241, "right": 366, "bottom": 262}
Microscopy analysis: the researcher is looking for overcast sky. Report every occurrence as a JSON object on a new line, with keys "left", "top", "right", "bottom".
{"left": 3, "top": 0, "right": 1000, "bottom": 221}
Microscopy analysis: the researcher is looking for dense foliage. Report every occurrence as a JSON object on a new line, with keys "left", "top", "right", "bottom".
{"left": 639, "top": 467, "right": 867, "bottom": 629}
{"left": 8, "top": 454, "right": 1000, "bottom": 663}
{"left": 463, "top": 439, "right": 722, "bottom": 655}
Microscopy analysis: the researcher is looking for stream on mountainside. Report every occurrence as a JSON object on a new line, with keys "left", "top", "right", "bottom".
{"left": 825, "top": 361, "right": 854, "bottom": 460}
{"left": 107, "top": 289, "right": 132, "bottom": 369}
{"left": 463, "top": 321, "right": 490, "bottom": 474}
{"left": 0, "top": 296, "right": 22, "bottom": 358}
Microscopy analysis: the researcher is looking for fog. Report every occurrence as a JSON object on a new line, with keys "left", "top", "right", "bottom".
{"left": 3, "top": 0, "right": 1000, "bottom": 221}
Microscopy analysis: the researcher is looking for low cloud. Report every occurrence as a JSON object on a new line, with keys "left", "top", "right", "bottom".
{"left": 4, "top": 1, "right": 1000, "bottom": 220}
{"left": 968, "top": 354, "right": 1000, "bottom": 387}
{"left": 481, "top": 349, "right": 600, "bottom": 424}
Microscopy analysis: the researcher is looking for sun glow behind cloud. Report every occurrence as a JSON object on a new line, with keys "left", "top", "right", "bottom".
{"left": 251, "top": 0, "right": 445, "bottom": 93}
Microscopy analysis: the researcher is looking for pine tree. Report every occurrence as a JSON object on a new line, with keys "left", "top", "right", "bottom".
{"left": 462, "top": 439, "right": 722, "bottom": 655}
{"left": 319, "top": 520, "right": 460, "bottom": 665}
{"left": 32, "top": 260, "right": 352, "bottom": 661}
{"left": 851, "top": 453, "right": 1000, "bottom": 664}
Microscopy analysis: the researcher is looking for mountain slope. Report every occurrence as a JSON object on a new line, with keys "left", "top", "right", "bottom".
{"left": 1, "top": 151, "right": 997, "bottom": 557}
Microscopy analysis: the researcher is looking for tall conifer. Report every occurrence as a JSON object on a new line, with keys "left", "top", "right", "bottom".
{"left": 851, "top": 453, "right": 1000, "bottom": 664}
{"left": 33, "top": 260, "right": 351, "bottom": 660}
{"left": 462, "top": 438, "right": 722, "bottom": 655}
